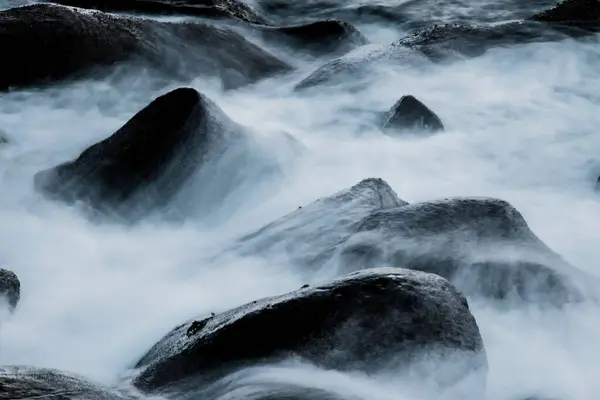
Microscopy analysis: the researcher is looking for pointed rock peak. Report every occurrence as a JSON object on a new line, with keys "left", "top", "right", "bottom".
{"left": 382, "top": 95, "right": 444, "bottom": 134}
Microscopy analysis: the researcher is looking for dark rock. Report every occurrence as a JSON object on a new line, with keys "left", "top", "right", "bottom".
{"left": 0, "top": 268, "right": 20, "bottom": 312}
{"left": 131, "top": 268, "right": 487, "bottom": 395}
{"left": 48, "top": 0, "right": 267, "bottom": 24}
{"left": 0, "top": 366, "right": 135, "bottom": 399}
{"left": 528, "top": 0, "right": 600, "bottom": 31}
{"left": 33, "top": 87, "right": 299, "bottom": 220}
{"left": 595, "top": 176, "right": 600, "bottom": 191}
{"left": 232, "top": 178, "right": 407, "bottom": 274}
{"left": 0, "top": 4, "right": 291, "bottom": 91}
{"left": 339, "top": 197, "right": 597, "bottom": 306}
{"left": 394, "top": 21, "right": 578, "bottom": 61}
{"left": 382, "top": 95, "right": 444, "bottom": 134}
{"left": 0, "top": 132, "right": 8, "bottom": 145}
{"left": 254, "top": 19, "right": 369, "bottom": 58}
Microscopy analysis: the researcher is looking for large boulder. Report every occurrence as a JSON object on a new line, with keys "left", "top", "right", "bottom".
{"left": 0, "top": 268, "right": 20, "bottom": 312}
{"left": 234, "top": 180, "right": 597, "bottom": 306}
{"left": 381, "top": 95, "right": 444, "bottom": 135}
{"left": 232, "top": 178, "right": 407, "bottom": 276}
{"left": 339, "top": 197, "right": 597, "bottom": 306}
{"left": 528, "top": 0, "right": 600, "bottom": 31}
{"left": 131, "top": 268, "right": 487, "bottom": 396}
{"left": 0, "top": 3, "right": 291, "bottom": 91}
{"left": 253, "top": 19, "right": 369, "bottom": 58}
{"left": 34, "top": 87, "right": 300, "bottom": 221}
{"left": 0, "top": 366, "right": 136, "bottom": 399}
{"left": 47, "top": 0, "right": 268, "bottom": 24}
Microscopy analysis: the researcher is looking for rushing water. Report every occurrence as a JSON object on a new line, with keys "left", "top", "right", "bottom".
{"left": 1, "top": 1, "right": 600, "bottom": 399}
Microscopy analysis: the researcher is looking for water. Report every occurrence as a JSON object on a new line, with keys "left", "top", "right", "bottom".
{"left": 1, "top": 1, "right": 600, "bottom": 399}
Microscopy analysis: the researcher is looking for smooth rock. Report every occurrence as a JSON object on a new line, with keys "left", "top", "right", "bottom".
{"left": 0, "top": 4, "right": 291, "bottom": 91}
{"left": 232, "top": 178, "right": 407, "bottom": 274}
{"left": 34, "top": 87, "right": 300, "bottom": 221}
{"left": 339, "top": 197, "right": 597, "bottom": 306}
{"left": 254, "top": 19, "right": 368, "bottom": 58}
{"left": 132, "top": 268, "right": 487, "bottom": 395}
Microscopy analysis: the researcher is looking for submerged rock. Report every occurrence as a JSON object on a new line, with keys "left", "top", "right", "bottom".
{"left": 528, "top": 0, "right": 600, "bottom": 31}
{"left": 235, "top": 179, "right": 597, "bottom": 306}
{"left": 381, "top": 95, "right": 444, "bottom": 134}
{"left": 34, "top": 87, "right": 299, "bottom": 220}
{"left": 294, "top": 17, "right": 592, "bottom": 90}
{"left": 233, "top": 178, "right": 407, "bottom": 273}
{"left": 394, "top": 21, "right": 578, "bottom": 61}
{"left": 132, "top": 268, "right": 487, "bottom": 394}
{"left": 254, "top": 19, "right": 368, "bottom": 58}
{"left": 48, "top": 0, "right": 267, "bottom": 24}
{"left": 339, "top": 197, "right": 597, "bottom": 306}
{"left": 0, "top": 366, "right": 135, "bottom": 399}
{"left": 0, "top": 3, "right": 291, "bottom": 91}
{"left": 294, "top": 43, "right": 429, "bottom": 90}
{"left": 0, "top": 268, "right": 20, "bottom": 312}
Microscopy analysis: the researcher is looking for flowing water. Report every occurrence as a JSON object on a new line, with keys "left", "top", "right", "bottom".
{"left": 0, "top": 1, "right": 599, "bottom": 399}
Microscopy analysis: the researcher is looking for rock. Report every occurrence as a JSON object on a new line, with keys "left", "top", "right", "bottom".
{"left": 254, "top": 19, "right": 369, "bottom": 58}
{"left": 381, "top": 95, "right": 444, "bottom": 134}
{"left": 0, "top": 268, "right": 20, "bottom": 312}
{"left": 232, "top": 178, "right": 407, "bottom": 274}
{"left": 234, "top": 179, "right": 597, "bottom": 306}
{"left": 294, "top": 43, "right": 429, "bottom": 91}
{"left": 34, "top": 87, "right": 300, "bottom": 220}
{"left": 339, "top": 197, "right": 597, "bottom": 306}
{"left": 0, "top": 366, "right": 135, "bottom": 399}
{"left": 48, "top": 0, "right": 267, "bottom": 24}
{"left": 0, "top": 4, "right": 291, "bottom": 91}
{"left": 595, "top": 176, "right": 600, "bottom": 191}
{"left": 294, "top": 16, "right": 599, "bottom": 90}
{"left": 528, "top": 0, "right": 600, "bottom": 31}
{"left": 394, "top": 21, "right": 577, "bottom": 61}
{"left": 131, "top": 268, "right": 487, "bottom": 395}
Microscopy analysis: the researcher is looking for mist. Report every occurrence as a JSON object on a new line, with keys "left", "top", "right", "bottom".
{"left": 1, "top": 1, "right": 600, "bottom": 399}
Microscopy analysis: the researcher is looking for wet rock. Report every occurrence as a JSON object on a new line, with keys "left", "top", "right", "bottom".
{"left": 34, "top": 87, "right": 300, "bottom": 221}
{"left": 294, "top": 19, "right": 585, "bottom": 90}
{"left": 0, "top": 366, "right": 135, "bottom": 399}
{"left": 132, "top": 268, "right": 487, "bottom": 395}
{"left": 48, "top": 0, "right": 267, "bottom": 24}
{"left": 528, "top": 0, "right": 600, "bottom": 31}
{"left": 232, "top": 178, "right": 407, "bottom": 274}
{"left": 255, "top": 19, "right": 368, "bottom": 58}
{"left": 0, "top": 4, "right": 291, "bottom": 91}
{"left": 235, "top": 179, "right": 597, "bottom": 306}
{"left": 339, "top": 197, "right": 597, "bottom": 306}
{"left": 381, "top": 95, "right": 444, "bottom": 134}
{"left": 294, "top": 43, "right": 429, "bottom": 90}
{"left": 0, "top": 268, "right": 20, "bottom": 312}
{"left": 394, "top": 21, "right": 577, "bottom": 61}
